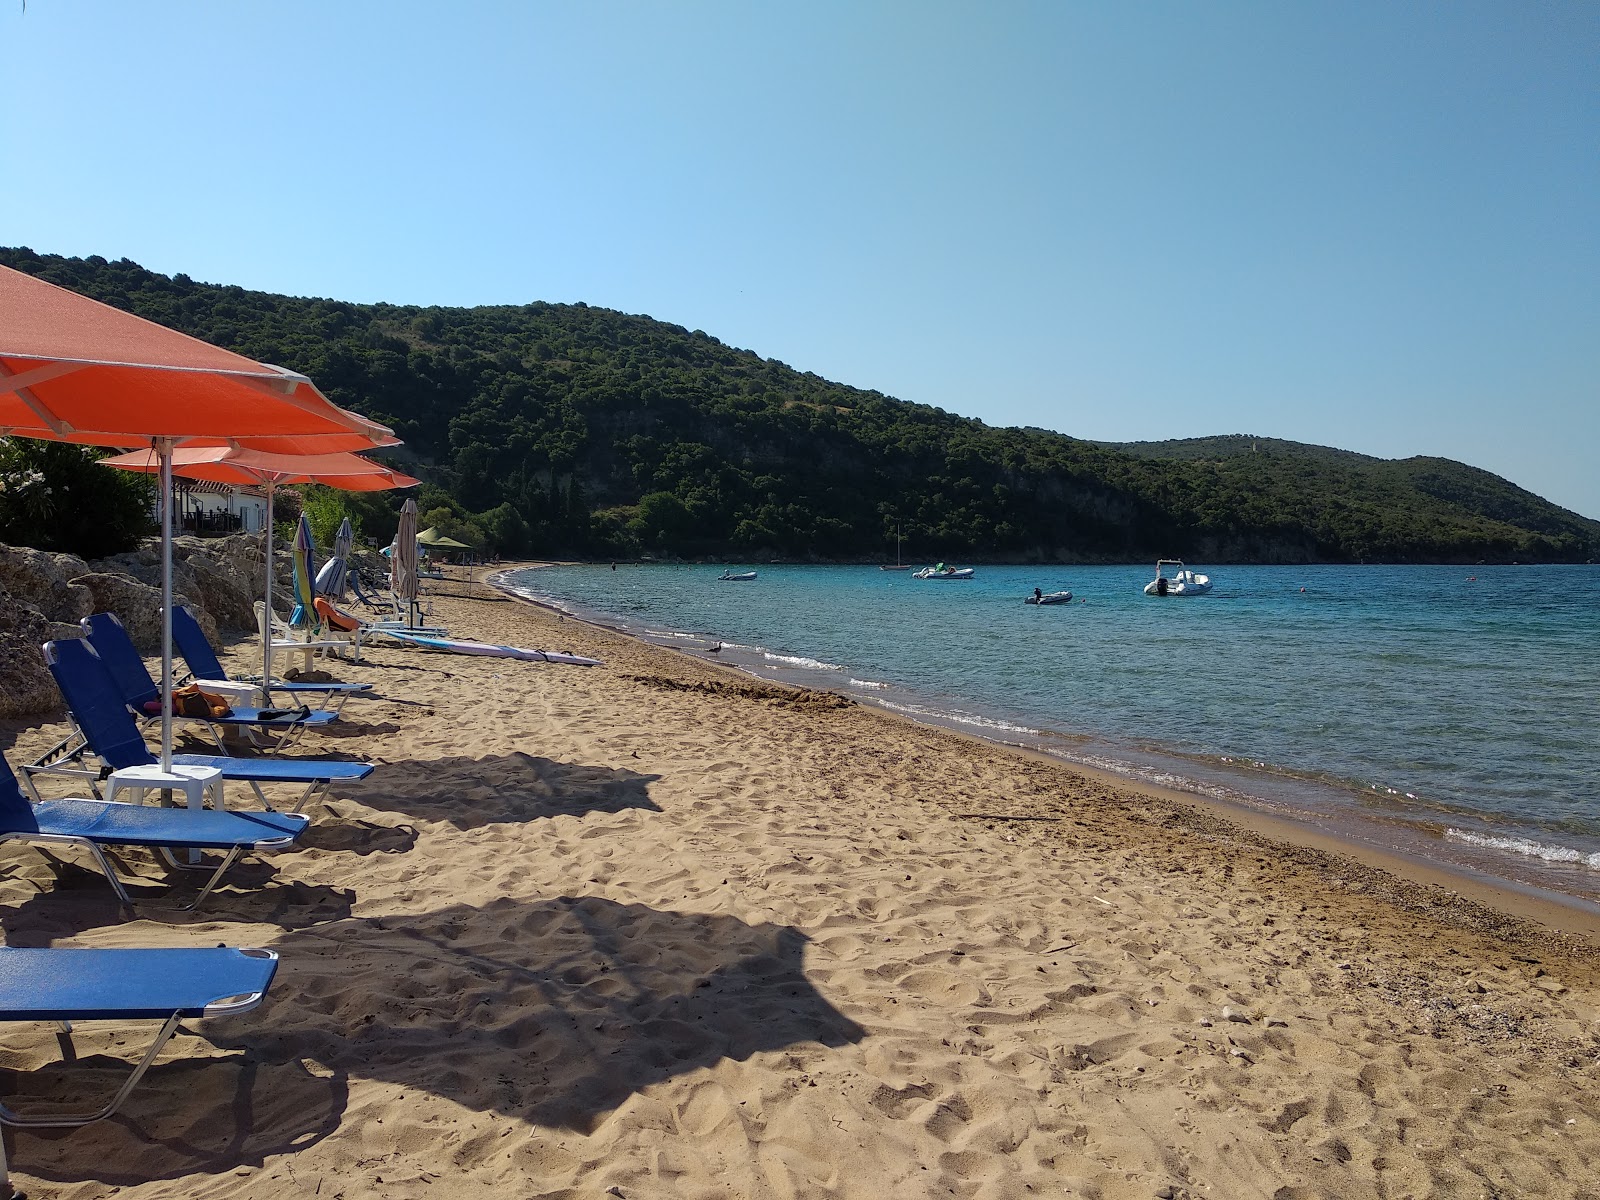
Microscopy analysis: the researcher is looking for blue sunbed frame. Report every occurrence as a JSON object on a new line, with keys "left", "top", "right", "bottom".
{"left": 80, "top": 613, "right": 337, "bottom": 752}
{"left": 0, "top": 944, "right": 277, "bottom": 1192}
{"left": 0, "top": 756, "right": 307, "bottom": 911}
{"left": 34, "top": 638, "right": 373, "bottom": 814}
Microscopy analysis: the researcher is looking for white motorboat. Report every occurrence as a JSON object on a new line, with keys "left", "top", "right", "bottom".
{"left": 913, "top": 564, "right": 975, "bottom": 580}
{"left": 717, "top": 570, "right": 757, "bottom": 581}
{"left": 1025, "top": 590, "right": 1073, "bottom": 605}
{"left": 1144, "top": 559, "right": 1212, "bottom": 597}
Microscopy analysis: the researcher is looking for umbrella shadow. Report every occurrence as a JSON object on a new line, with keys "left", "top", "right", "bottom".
{"left": 337, "top": 753, "right": 662, "bottom": 830}
{"left": 297, "top": 813, "right": 419, "bottom": 858}
{"left": 8, "top": 896, "right": 861, "bottom": 1188}
{"left": 312, "top": 719, "right": 402, "bottom": 739}
{"left": 239, "top": 896, "right": 860, "bottom": 1130}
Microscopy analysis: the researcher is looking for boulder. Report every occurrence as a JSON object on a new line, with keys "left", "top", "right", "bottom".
{"left": 92, "top": 533, "right": 266, "bottom": 634}
{"left": 0, "top": 544, "right": 95, "bottom": 625}
{"left": 0, "top": 530, "right": 281, "bottom": 717}
{"left": 0, "top": 584, "right": 78, "bottom": 719}
{"left": 70, "top": 571, "right": 207, "bottom": 653}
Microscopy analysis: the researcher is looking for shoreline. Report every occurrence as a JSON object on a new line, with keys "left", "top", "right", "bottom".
{"left": 488, "top": 561, "right": 1600, "bottom": 950}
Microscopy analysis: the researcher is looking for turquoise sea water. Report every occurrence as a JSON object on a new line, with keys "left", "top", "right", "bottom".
{"left": 500, "top": 563, "right": 1600, "bottom": 907}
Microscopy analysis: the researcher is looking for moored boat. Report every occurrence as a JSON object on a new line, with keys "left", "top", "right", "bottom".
{"left": 1144, "top": 559, "right": 1212, "bottom": 597}
{"left": 1025, "top": 590, "right": 1073, "bottom": 605}
{"left": 913, "top": 563, "right": 975, "bottom": 580}
{"left": 717, "top": 570, "right": 757, "bottom": 581}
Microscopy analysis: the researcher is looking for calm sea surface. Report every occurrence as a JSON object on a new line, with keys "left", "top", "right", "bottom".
{"left": 500, "top": 562, "right": 1600, "bottom": 908}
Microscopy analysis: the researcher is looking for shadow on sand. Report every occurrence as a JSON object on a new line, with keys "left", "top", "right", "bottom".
{"left": 6, "top": 895, "right": 864, "bottom": 1188}
{"left": 335, "top": 752, "right": 663, "bottom": 830}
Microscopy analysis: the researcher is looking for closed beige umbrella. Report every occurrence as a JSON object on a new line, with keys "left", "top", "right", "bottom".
{"left": 392, "top": 497, "right": 421, "bottom": 627}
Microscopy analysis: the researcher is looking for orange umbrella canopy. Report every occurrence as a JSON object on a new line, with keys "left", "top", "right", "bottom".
{"left": 0, "top": 265, "right": 393, "bottom": 450}
{"left": 99, "top": 446, "right": 421, "bottom": 491}
{"left": 0, "top": 263, "right": 400, "bottom": 773}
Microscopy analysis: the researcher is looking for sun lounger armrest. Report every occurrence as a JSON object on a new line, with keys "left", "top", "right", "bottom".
{"left": 204, "top": 948, "right": 278, "bottom": 1015}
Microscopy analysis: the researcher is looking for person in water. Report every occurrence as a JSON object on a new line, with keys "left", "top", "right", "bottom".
{"left": 1033, "top": 587, "right": 1043, "bottom": 602}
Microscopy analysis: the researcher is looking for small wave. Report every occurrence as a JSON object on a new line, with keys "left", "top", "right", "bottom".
{"left": 764, "top": 652, "right": 842, "bottom": 671}
{"left": 848, "top": 678, "right": 889, "bottom": 690}
{"left": 645, "top": 629, "right": 703, "bottom": 640}
{"left": 876, "top": 699, "right": 1039, "bottom": 737}
{"left": 1445, "top": 829, "right": 1600, "bottom": 870}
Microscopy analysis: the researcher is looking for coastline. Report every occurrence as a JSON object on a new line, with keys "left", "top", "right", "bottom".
{"left": 490, "top": 562, "right": 1600, "bottom": 947}
{"left": 1, "top": 567, "right": 1595, "bottom": 1197}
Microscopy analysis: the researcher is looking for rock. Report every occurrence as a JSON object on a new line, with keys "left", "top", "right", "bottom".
{"left": 1222, "top": 1006, "right": 1252, "bottom": 1024}
{"left": 0, "top": 544, "right": 94, "bottom": 624}
{"left": 1533, "top": 977, "right": 1567, "bottom": 996}
{"left": 0, "top": 584, "right": 74, "bottom": 718}
{"left": 70, "top": 571, "right": 197, "bottom": 654}
{"left": 0, "top": 532, "right": 273, "bottom": 718}
{"left": 91, "top": 533, "right": 264, "bottom": 635}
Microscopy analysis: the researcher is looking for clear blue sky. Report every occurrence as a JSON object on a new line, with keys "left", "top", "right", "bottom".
{"left": 4, "top": 1, "right": 1596, "bottom": 518}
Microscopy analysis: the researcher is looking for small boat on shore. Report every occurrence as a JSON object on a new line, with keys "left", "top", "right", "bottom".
{"left": 1144, "top": 559, "right": 1212, "bottom": 597}
{"left": 717, "top": 570, "right": 757, "bottom": 582}
{"left": 913, "top": 564, "right": 974, "bottom": 581}
{"left": 1025, "top": 590, "right": 1073, "bottom": 605}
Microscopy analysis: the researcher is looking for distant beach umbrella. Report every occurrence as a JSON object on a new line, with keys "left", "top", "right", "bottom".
{"left": 0, "top": 263, "right": 394, "bottom": 772}
{"left": 392, "top": 498, "right": 421, "bottom": 627}
{"left": 317, "top": 516, "right": 355, "bottom": 599}
{"left": 290, "top": 513, "right": 318, "bottom": 630}
{"left": 99, "top": 447, "right": 418, "bottom": 685}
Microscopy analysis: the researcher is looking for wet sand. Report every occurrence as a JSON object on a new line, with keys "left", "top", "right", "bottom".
{"left": 1, "top": 571, "right": 1596, "bottom": 1199}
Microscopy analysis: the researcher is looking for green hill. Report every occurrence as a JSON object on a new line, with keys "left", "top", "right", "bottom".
{"left": 5, "top": 248, "right": 1595, "bottom": 564}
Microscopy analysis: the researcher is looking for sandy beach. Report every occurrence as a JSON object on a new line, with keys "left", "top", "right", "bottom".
{"left": 2, "top": 570, "right": 1597, "bottom": 1200}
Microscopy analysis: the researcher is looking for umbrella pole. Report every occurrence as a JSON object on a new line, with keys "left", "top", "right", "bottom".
{"left": 263, "top": 481, "right": 275, "bottom": 687}
{"left": 157, "top": 438, "right": 175, "bottom": 773}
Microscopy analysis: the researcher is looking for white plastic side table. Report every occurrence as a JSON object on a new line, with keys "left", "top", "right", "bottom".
{"left": 106, "top": 764, "right": 225, "bottom": 813}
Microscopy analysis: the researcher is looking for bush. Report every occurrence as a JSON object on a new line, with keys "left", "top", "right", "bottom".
{"left": 0, "top": 439, "right": 155, "bottom": 558}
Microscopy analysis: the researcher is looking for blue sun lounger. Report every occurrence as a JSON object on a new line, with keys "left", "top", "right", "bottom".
{"left": 0, "top": 944, "right": 278, "bottom": 1194}
{"left": 81, "top": 613, "right": 338, "bottom": 752}
{"left": 0, "top": 754, "right": 306, "bottom": 912}
{"left": 35, "top": 638, "right": 374, "bottom": 814}
{"left": 168, "top": 604, "right": 372, "bottom": 715}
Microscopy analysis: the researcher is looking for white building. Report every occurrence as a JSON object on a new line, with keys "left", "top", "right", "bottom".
{"left": 172, "top": 479, "right": 270, "bottom": 536}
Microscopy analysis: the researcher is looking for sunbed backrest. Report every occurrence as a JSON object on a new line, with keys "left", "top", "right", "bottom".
{"left": 42, "top": 639, "right": 157, "bottom": 771}
{"left": 169, "top": 606, "right": 227, "bottom": 680}
{"left": 0, "top": 756, "right": 39, "bottom": 829}
{"left": 81, "top": 613, "right": 160, "bottom": 709}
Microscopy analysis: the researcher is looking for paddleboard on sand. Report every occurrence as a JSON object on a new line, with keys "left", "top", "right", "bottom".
{"left": 386, "top": 631, "right": 602, "bottom": 666}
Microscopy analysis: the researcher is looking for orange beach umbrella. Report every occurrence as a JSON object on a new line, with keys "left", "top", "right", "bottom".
{"left": 0, "top": 264, "right": 396, "bottom": 770}
{"left": 100, "top": 447, "right": 420, "bottom": 682}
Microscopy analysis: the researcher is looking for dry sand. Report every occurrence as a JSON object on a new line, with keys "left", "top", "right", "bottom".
{"left": 1, "top": 570, "right": 1597, "bottom": 1200}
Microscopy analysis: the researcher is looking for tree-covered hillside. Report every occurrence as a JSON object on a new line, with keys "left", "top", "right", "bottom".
{"left": 5, "top": 248, "right": 1596, "bottom": 564}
